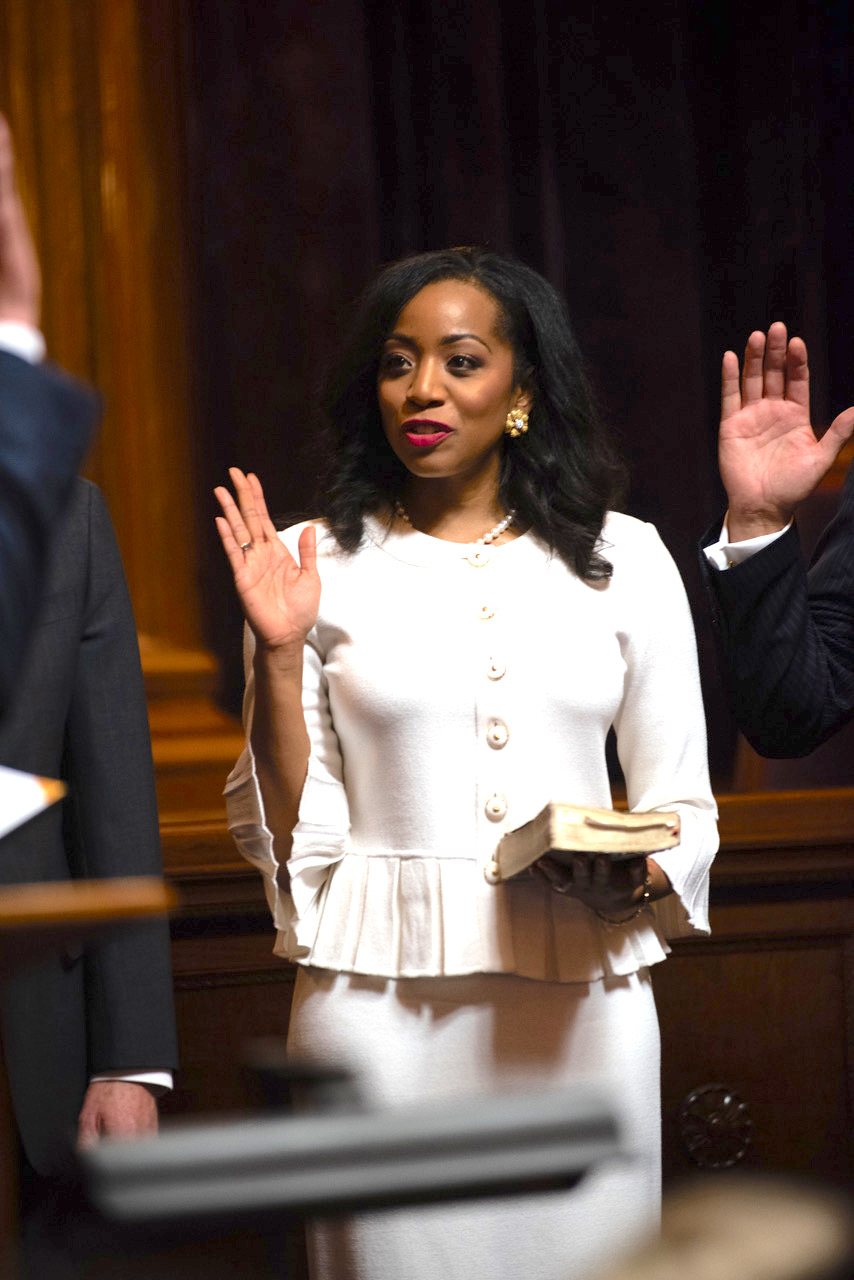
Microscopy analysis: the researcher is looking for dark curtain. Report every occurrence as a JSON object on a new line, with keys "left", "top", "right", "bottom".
{"left": 185, "top": 0, "right": 853, "bottom": 786}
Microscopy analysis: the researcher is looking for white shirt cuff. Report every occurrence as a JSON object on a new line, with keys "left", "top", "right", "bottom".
{"left": 89, "top": 1070, "right": 173, "bottom": 1095}
{"left": 704, "top": 517, "right": 793, "bottom": 570}
{"left": 0, "top": 321, "right": 46, "bottom": 364}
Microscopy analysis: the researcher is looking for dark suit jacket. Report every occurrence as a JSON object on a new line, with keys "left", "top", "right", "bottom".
{"left": 0, "top": 351, "right": 97, "bottom": 713}
{"left": 0, "top": 479, "right": 179, "bottom": 1174}
{"left": 701, "top": 462, "right": 854, "bottom": 758}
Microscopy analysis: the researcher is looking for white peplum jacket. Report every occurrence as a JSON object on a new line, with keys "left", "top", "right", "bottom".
{"left": 225, "top": 511, "right": 719, "bottom": 984}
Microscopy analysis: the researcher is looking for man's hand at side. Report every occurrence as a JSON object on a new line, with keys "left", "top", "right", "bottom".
{"left": 77, "top": 1080, "right": 158, "bottom": 1148}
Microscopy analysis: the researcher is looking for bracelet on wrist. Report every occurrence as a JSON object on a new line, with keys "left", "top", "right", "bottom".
{"left": 595, "top": 870, "right": 652, "bottom": 926}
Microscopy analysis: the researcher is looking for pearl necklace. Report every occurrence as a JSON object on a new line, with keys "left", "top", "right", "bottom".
{"left": 393, "top": 500, "right": 516, "bottom": 545}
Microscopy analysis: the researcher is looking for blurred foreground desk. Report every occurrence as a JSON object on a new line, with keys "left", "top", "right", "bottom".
{"left": 79, "top": 1083, "right": 621, "bottom": 1280}
{"left": 0, "top": 878, "right": 175, "bottom": 1257}
{"left": 83, "top": 1084, "right": 620, "bottom": 1224}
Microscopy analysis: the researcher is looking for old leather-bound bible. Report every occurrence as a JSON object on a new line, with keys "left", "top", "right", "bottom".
{"left": 485, "top": 803, "right": 680, "bottom": 885}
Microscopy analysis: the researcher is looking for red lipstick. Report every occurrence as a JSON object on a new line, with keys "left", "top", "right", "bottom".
{"left": 403, "top": 419, "right": 452, "bottom": 448}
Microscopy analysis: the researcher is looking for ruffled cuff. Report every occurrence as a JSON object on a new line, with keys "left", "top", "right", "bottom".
{"left": 224, "top": 744, "right": 350, "bottom": 961}
{"left": 650, "top": 804, "right": 717, "bottom": 937}
{"left": 285, "top": 756, "right": 350, "bottom": 951}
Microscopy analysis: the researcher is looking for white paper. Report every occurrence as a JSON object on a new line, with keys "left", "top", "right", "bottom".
{"left": 0, "top": 764, "right": 66, "bottom": 839}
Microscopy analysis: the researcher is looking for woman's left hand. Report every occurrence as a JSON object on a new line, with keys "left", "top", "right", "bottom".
{"left": 532, "top": 853, "right": 669, "bottom": 918}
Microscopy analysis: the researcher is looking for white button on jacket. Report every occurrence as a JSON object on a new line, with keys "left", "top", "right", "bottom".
{"left": 484, "top": 793, "right": 508, "bottom": 821}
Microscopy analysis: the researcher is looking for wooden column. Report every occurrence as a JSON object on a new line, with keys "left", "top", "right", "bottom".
{"left": 0, "top": 0, "right": 244, "bottom": 816}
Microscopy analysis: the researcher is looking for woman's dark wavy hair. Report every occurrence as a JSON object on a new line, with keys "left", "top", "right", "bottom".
{"left": 322, "top": 246, "right": 627, "bottom": 579}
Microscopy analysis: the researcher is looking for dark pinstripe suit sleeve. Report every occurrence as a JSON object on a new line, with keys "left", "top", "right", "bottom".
{"left": 0, "top": 480, "right": 177, "bottom": 1172}
{"left": 64, "top": 483, "right": 179, "bottom": 1075}
{"left": 701, "top": 463, "right": 854, "bottom": 757}
{"left": 0, "top": 351, "right": 97, "bottom": 710}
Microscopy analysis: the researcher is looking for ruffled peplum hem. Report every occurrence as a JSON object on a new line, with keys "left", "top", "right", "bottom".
{"left": 225, "top": 745, "right": 709, "bottom": 985}
{"left": 265, "top": 848, "right": 674, "bottom": 982}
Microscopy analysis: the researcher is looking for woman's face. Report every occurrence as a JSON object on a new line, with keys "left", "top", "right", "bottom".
{"left": 377, "top": 279, "right": 530, "bottom": 488}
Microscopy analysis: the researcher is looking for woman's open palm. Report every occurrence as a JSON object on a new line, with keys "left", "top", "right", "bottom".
{"left": 214, "top": 468, "right": 320, "bottom": 649}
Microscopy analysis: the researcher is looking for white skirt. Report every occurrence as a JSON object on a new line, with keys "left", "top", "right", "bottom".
{"left": 287, "top": 966, "right": 660, "bottom": 1280}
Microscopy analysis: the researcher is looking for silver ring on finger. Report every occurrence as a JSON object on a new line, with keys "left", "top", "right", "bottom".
{"left": 239, "top": 541, "right": 253, "bottom": 554}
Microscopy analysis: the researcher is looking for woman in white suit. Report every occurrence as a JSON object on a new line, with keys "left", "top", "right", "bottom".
{"left": 217, "top": 247, "right": 717, "bottom": 1280}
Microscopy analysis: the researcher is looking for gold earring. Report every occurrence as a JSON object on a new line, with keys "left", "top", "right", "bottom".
{"left": 504, "top": 409, "right": 529, "bottom": 438}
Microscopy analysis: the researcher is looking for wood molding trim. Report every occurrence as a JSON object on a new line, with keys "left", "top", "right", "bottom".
{"left": 162, "top": 788, "right": 854, "bottom": 900}
{"left": 173, "top": 968, "right": 294, "bottom": 993}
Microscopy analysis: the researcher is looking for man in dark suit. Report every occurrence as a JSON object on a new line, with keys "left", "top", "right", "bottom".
{"left": 0, "top": 349, "right": 97, "bottom": 712}
{"left": 0, "top": 115, "right": 96, "bottom": 709}
{"left": 0, "top": 479, "right": 179, "bottom": 1176}
{"left": 0, "top": 114, "right": 178, "bottom": 1179}
{"left": 702, "top": 322, "right": 854, "bottom": 757}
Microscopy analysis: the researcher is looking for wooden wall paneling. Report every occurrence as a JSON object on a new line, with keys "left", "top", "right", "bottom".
{"left": 160, "top": 791, "right": 854, "bottom": 1187}
{"left": 167, "top": 942, "right": 296, "bottom": 1118}
{"left": 1, "top": 0, "right": 93, "bottom": 379}
{"left": 1, "top": 0, "right": 249, "bottom": 818}
{"left": 0, "top": 4, "right": 40, "bottom": 229}
{"left": 92, "top": 0, "right": 200, "bottom": 646}
{"left": 35, "top": 0, "right": 96, "bottom": 381}
{"left": 156, "top": 944, "right": 309, "bottom": 1280}
{"left": 161, "top": 817, "right": 296, "bottom": 1117}
{"left": 0, "top": 1033, "right": 18, "bottom": 1257}
{"left": 715, "top": 789, "right": 854, "bottom": 855}
{"left": 657, "top": 927, "right": 853, "bottom": 1182}
{"left": 655, "top": 788, "right": 854, "bottom": 1182}
{"left": 844, "top": 934, "right": 854, "bottom": 1155}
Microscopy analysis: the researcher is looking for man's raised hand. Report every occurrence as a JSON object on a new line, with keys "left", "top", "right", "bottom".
{"left": 719, "top": 322, "right": 854, "bottom": 541}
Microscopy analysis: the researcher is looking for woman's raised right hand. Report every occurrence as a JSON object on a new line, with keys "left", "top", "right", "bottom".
{"left": 214, "top": 468, "right": 320, "bottom": 649}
